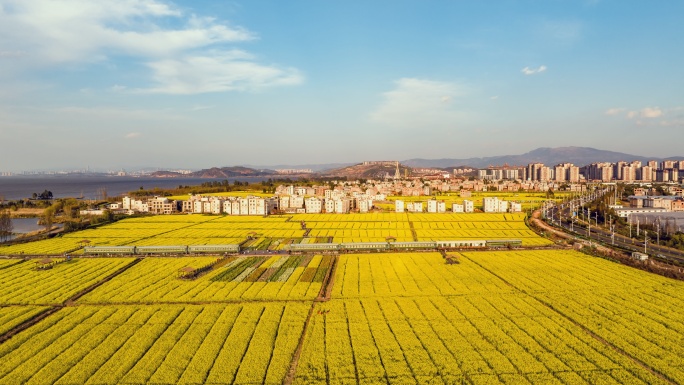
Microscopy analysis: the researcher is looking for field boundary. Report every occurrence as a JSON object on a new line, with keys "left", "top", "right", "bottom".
{"left": 0, "top": 306, "right": 61, "bottom": 344}
{"left": 282, "top": 298, "right": 317, "bottom": 385}
{"left": 65, "top": 258, "right": 142, "bottom": 305}
{"left": 284, "top": 254, "right": 339, "bottom": 384}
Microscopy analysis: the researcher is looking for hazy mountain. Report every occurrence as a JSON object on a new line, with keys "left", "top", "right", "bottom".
{"left": 402, "top": 147, "right": 682, "bottom": 169}
{"left": 151, "top": 166, "right": 275, "bottom": 178}
{"left": 240, "top": 163, "right": 355, "bottom": 172}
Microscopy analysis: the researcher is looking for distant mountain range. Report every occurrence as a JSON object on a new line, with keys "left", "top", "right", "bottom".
{"left": 401, "top": 147, "right": 684, "bottom": 169}
{"left": 148, "top": 147, "right": 683, "bottom": 179}
{"left": 151, "top": 167, "right": 276, "bottom": 179}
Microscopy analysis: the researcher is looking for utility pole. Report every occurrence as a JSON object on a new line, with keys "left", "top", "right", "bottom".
{"left": 644, "top": 230, "right": 647, "bottom": 254}
{"left": 570, "top": 202, "right": 574, "bottom": 232}
{"left": 588, "top": 208, "right": 591, "bottom": 247}
{"left": 636, "top": 217, "right": 640, "bottom": 237}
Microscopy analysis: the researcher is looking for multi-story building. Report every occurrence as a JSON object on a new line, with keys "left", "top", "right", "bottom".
{"left": 148, "top": 197, "right": 178, "bottom": 214}
{"left": 554, "top": 163, "right": 580, "bottom": 183}
{"left": 290, "top": 195, "right": 304, "bottom": 209}
{"left": 483, "top": 197, "right": 499, "bottom": 213}
{"left": 325, "top": 199, "right": 335, "bottom": 213}
{"left": 425, "top": 200, "right": 446, "bottom": 213}
{"left": 527, "top": 163, "right": 552, "bottom": 182}
{"left": 406, "top": 202, "right": 424, "bottom": 212}
{"left": 334, "top": 198, "right": 351, "bottom": 214}
{"left": 463, "top": 199, "right": 474, "bottom": 213}
{"left": 582, "top": 163, "right": 613, "bottom": 182}
{"left": 305, "top": 197, "right": 322, "bottom": 213}
{"left": 395, "top": 200, "right": 405, "bottom": 213}
{"left": 452, "top": 203, "right": 464, "bottom": 213}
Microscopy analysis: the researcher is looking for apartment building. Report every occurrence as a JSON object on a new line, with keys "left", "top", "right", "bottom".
{"left": 305, "top": 197, "right": 322, "bottom": 213}
{"left": 395, "top": 200, "right": 405, "bottom": 213}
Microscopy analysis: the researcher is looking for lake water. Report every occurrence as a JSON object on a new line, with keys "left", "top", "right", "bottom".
{"left": 10, "top": 217, "right": 44, "bottom": 233}
{"left": 2, "top": 217, "right": 56, "bottom": 242}
{"left": 0, "top": 175, "right": 268, "bottom": 201}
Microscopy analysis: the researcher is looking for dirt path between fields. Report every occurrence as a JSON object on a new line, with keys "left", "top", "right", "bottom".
{"left": 283, "top": 254, "right": 338, "bottom": 385}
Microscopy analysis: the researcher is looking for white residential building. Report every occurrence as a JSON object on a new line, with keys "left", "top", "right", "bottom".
{"left": 325, "top": 199, "right": 335, "bottom": 213}
{"left": 210, "top": 200, "right": 223, "bottom": 214}
{"left": 357, "top": 198, "right": 372, "bottom": 213}
{"left": 498, "top": 200, "right": 509, "bottom": 213}
{"left": 231, "top": 200, "right": 241, "bottom": 215}
{"left": 335, "top": 198, "right": 351, "bottom": 214}
{"left": 305, "top": 197, "right": 322, "bottom": 213}
{"left": 290, "top": 195, "right": 304, "bottom": 209}
{"left": 395, "top": 200, "right": 405, "bottom": 213}
{"left": 407, "top": 202, "right": 423, "bottom": 212}
{"left": 239, "top": 199, "right": 249, "bottom": 215}
{"left": 483, "top": 197, "right": 500, "bottom": 213}
{"left": 193, "top": 200, "right": 204, "bottom": 214}
{"left": 452, "top": 203, "right": 464, "bottom": 213}
{"left": 463, "top": 200, "right": 474, "bottom": 213}
{"left": 223, "top": 200, "right": 233, "bottom": 215}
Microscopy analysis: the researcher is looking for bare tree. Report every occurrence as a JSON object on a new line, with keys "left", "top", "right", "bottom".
{"left": 41, "top": 208, "right": 55, "bottom": 238}
{"left": 0, "top": 209, "right": 12, "bottom": 242}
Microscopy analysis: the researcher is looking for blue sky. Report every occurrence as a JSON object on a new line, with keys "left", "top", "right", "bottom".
{"left": 1, "top": 0, "right": 682, "bottom": 171}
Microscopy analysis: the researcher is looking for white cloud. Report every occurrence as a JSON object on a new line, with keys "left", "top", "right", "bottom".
{"left": 607, "top": 106, "right": 681, "bottom": 127}
{"left": 623, "top": 107, "right": 663, "bottom": 119}
{"left": 138, "top": 51, "right": 303, "bottom": 94}
{"left": 521, "top": 65, "right": 547, "bottom": 75}
{"left": 604, "top": 107, "right": 626, "bottom": 116}
{"left": 125, "top": 132, "right": 141, "bottom": 139}
{"left": 370, "top": 78, "right": 468, "bottom": 128}
{"left": 52, "top": 106, "right": 183, "bottom": 121}
{"left": 639, "top": 107, "right": 663, "bottom": 118}
{"left": 0, "top": 0, "right": 301, "bottom": 94}
{"left": 190, "top": 105, "right": 215, "bottom": 112}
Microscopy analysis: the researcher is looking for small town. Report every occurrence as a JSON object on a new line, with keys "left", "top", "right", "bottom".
{"left": 93, "top": 160, "right": 684, "bottom": 218}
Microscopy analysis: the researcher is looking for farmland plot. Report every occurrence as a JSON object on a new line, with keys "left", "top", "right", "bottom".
{"left": 0, "top": 303, "right": 309, "bottom": 385}
{"left": 0, "top": 258, "right": 133, "bottom": 305}
{"left": 295, "top": 251, "right": 681, "bottom": 384}
{"left": 78, "top": 256, "right": 330, "bottom": 303}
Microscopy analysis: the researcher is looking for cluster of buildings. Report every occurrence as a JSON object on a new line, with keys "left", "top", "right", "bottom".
{"left": 395, "top": 196, "right": 521, "bottom": 214}
{"left": 477, "top": 163, "right": 581, "bottom": 182}
{"left": 581, "top": 160, "right": 684, "bottom": 183}
{"left": 479, "top": 160, "right": 684, "bottom": 183}
{"left": 114, "top": 184, "right": 389, "bottom": 216}
{"left": 615, "top": 187, "right": 684, "bottom": 218}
